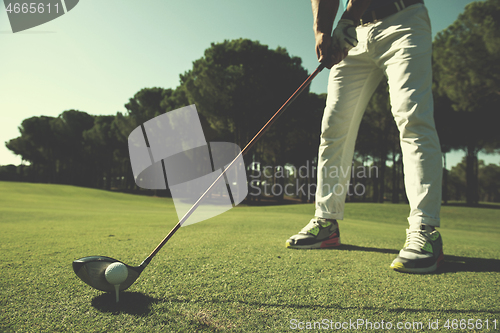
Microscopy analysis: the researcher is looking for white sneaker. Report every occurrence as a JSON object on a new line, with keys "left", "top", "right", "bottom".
{"left": 391, "top": 225, "right": 444, "bottom": 273}
{"left": 286, "top": 218, "right": 340, "bottom": 249}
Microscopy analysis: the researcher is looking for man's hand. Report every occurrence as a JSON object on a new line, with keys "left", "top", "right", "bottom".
{"left": 315, "top": 34, "right": 334, "bottom": 68}
{"left": 315, "top": 33, "right": 343, "bottom": 69}
{"left": 311, "top": 0, "right": 368, "bottom": 68}
{"left": 311, "top": 0, "right": 340, "bottom": 69}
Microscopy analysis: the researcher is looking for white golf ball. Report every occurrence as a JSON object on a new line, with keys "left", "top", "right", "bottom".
{"left": 105, "top": 262, "right": 128, "bottom": 285}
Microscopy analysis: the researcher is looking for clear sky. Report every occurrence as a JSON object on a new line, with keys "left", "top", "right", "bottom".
{"left": 1, "top": 0, "right": 497, "bottom": 169}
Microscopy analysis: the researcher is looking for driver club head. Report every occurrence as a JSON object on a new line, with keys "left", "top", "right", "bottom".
{"left": 72, "top": 256, "right": 144, "bottom": 292}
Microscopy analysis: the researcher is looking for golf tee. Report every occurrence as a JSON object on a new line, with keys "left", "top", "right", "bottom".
{"left": 114, "top": 284, "right": 120, "bottom": 303}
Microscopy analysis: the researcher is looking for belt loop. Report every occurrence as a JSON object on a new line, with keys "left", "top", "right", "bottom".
{"left": 394, "top": 2, "right": 401, "bottom": 11}
{"left": 400, "top": 0, "right": 406, "bottom": 9}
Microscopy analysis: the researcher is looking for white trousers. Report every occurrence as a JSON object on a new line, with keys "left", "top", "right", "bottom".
{"left": 315, "top": 3, "right": 442, "bottom": 227}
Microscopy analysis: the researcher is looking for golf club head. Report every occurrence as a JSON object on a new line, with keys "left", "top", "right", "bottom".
{"left": 72, "top": 256, "right": 144, "bottom": 292}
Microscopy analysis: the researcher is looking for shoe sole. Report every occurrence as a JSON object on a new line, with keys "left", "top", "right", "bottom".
{"left": 285, "top": 237, "right": 341, "bottom": 249}
{"left": 390, "top": 250, "right": 444, "bottom": 273}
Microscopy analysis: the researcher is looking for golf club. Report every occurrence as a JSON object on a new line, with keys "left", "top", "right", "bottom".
{"left": 73, "top": 63, "right": 326, "bottom": 294}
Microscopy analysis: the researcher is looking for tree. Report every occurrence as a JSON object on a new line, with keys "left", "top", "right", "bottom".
{"left": 125, "top": 87, "right": 170, "bottom": 125}
{"left": 433, "top": 0, "right": 500, "bottom": 205}
{"left": 5, "top": 111, "right": 95, "bottom": 185}
{"left": 446, "top": 158, "right": 500, "bottom": 203}
{"left": 478, "top": 163, "right": 500, "bottom": 202}
{"left": 0, "top": 164, "right": 21, "bottom": 181}
{"left": 121, "top": 86, "right": 193, "bottom": 194}
{"left": 433, "top": 93, "right": 456, "bottom": 204}
{"left": 447, "top": 160, "right": 466, "bottom": 202}
{"left": 111, "top": 112, "right": 138, "bottom": 191}
{"left": 180, "top": 39, "right": 309, "bottom": 156}
{"left": 5, "top": 116, "right": 58, "bottom": 182}
{"left": 50, "top": 110, "right": 95, "bottom": 186}
{"left": 180, "top": 39, "right": 312, "bottom": 201}
{"left": 83, "top": 115, "right": 120, "bottom": 189}
{"left": 161, "top": 86, "right": 190, "bottom": 113}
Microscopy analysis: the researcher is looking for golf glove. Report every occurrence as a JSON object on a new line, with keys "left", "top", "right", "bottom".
{"left": 332, "top": 19, "right": 358, "bottom": 54}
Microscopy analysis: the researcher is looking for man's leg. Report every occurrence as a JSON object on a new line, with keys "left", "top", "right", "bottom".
{"left": 374, "top": 3, "right": 443, "bottom": 272}
{"left": 383, "top": 6, "right": 442, "bottom": 228}
{"left": 286, "top": 32, "right": 384, "bottom": 249}
{"left": 315, "top": 59, "right": 384, "bottom": 220}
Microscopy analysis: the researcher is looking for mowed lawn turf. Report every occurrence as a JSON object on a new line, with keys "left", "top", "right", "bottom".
{"left": 1, "top": 181, "right": 499, "bottom": 332}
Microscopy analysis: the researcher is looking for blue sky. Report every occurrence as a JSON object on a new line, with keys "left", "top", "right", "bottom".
{"left": 1, "top": 0, "right": 497, "bottom": 169}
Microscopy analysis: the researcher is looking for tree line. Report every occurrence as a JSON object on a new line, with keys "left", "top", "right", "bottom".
{"left": 2, "top": 0, "right": 500, "bottom": 205}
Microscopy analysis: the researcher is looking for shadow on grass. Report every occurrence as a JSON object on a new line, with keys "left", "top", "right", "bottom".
{"left": 161, "top": 295, "right": 500, "bottom": 315}
{"left": 443, "top": 202, "right": 500, "bottom": 210}
{"left": 440, "top": 255, "right": 500, "bottom": 274}
{"left": 330, "top": 244, "right": 500, "bottom": 273}
{"left": 336, "top": 244, "right": 399, "bottom": 255}
{"left": 91, "top": 292, "right": 160, "bottom": 316}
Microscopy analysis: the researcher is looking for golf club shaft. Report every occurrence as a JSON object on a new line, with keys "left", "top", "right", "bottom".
{"left": 140, "top": 63, "right": 325, "bottom": 268}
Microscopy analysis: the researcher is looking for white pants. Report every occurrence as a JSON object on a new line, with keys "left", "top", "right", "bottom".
{"left": 315, "top": 3, "right": 442, "bottom": 227}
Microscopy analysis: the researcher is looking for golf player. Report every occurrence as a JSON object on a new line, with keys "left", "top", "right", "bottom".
{"left": 286, "top": 0, "right": 444, "bottom": 273}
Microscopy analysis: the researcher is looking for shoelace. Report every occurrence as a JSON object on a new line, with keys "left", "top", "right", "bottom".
{"left": 299, "top": 219, "right": 320, "bottom": 235}
{"left": 405, "top": 230, "right": 429, "bottom": 252}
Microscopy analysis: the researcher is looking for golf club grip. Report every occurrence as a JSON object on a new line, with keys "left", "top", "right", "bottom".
{"left": 142, "top": 63, "right": 325, "bottom": 267}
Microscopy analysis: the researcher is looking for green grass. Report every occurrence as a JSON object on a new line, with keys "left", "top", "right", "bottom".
{"left": 1, "top": 181, "right": 499, "bottom": 332}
